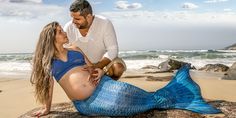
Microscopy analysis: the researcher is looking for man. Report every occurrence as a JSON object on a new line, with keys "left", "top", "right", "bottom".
{"left": 64, "top": 0, "right": 126, "bottom": 80}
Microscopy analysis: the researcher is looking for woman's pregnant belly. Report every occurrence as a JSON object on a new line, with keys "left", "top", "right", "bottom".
{"left": 58, "top": 66, "right": 97, "bottom": 100}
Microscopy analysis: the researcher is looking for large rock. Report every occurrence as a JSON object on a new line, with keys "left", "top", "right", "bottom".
{"left": 222, "top": 62, "right": 236, "bottom": 80}
{"left": 199, "top": 64, "right": 229, "bottom": 72}
{"left": 141, "top": 65, "right": 159, "bottom": 69}
{"left": 19, "top": 100, "right": 236, "bottom": 118}
{"left": 157, "top": 59, "right": 195, "bottom": 72}
{"left": 224, "top": 43, "right": 236, "bottom": 50}
{"left": 146, "top": 76, "right": 172, "bottom": 81}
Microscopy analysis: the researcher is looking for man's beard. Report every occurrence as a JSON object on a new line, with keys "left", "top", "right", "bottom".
{"left": 79, "top": 25, "right": 87, "bottom": 29}
{"left": 78, "top": 20, "right": 88, "bottom": 29}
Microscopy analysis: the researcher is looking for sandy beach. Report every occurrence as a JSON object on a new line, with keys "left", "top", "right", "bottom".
{"left": 1, "top": 70, "right": 236, "bottom": 118}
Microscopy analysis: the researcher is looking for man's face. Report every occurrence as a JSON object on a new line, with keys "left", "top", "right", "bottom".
{"left": 70, "top": 12, "right": 88, "bottom": 29}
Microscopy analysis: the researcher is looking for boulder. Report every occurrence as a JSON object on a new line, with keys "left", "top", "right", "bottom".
{"left": 141, "top": 65, "right": 159, "bottom": 69}
{"left": 158, "top": 59, "right": 195, "bottom": 71}
{"left": 222, "top": 62, "right": 236, "bottom": 80}
{"left": 19, "top": 100, "right": 236, "bottom": 118}
{"left": 199, "top": 64, "right": 229, "bottom": 72}
{"left": 224, "top": 43, "right": 236, "bottom": 50}
{"left": 146, "top": 76, "right": 172, "bottom": 81}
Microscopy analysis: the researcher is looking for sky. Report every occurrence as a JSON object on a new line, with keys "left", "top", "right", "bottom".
{"left": 0, "top": 0, "right": 236, "bottom": 53}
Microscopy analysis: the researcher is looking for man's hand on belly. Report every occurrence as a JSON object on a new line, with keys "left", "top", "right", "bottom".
{"left": 82, "top": 65, "right": 103, "bottom": 86}
{"left": 91, "top": 68, "right": 104, "bottom": 86}
{"left": 82, "top": 65, "right": 95, "bottom": 73}
{"left": 85, "top": 67, "right": 104, "bottom": 86}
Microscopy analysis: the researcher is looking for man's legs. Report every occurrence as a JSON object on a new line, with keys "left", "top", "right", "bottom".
{"left": 109, "top": 63, "right": 126, "bottom": 80}
{"left": 104, "top": 58, "right": 126, "bottom": 80}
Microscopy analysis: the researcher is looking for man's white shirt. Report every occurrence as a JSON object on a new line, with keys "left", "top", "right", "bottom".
{"left": 64, "top": 15, "right": 118, "bottom": 63}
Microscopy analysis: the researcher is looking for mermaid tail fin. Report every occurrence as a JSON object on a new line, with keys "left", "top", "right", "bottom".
{"left": 154, "top": 65, "right": 221, "bottom": 114}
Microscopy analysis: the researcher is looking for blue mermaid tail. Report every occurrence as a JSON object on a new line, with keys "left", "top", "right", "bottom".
{"left": 73, "top": 65, "right": 221, "bottom": 116}
{"left": 153, "top": 65, "right": 221, "bottom": 114}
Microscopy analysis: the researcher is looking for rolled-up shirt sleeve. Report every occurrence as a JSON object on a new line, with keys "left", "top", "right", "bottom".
{"left": 103, "top": 20, "right": 118, "bottom": 61}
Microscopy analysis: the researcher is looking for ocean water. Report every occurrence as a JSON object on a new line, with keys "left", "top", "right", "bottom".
{"left": 0, "top": 53, "right": 32, "bottom": 75}
{"left": 121, "top": 50, "right": 236, "bottom": 69}
{"left": 0, "top": 50, "right": 236, "bottom": 75}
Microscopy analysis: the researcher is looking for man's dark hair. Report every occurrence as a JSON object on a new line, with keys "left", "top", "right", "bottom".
{"left": 70, "top": 0, "right": 93, "bottom": 16}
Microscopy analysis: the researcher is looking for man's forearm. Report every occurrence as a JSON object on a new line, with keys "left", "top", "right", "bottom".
{"left": 94, "top": 57, "right": 111, "bottom": 69}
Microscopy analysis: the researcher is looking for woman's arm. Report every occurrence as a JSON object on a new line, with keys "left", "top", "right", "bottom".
{"left": 45, "top": 78, "right": 54, "bottom": 111}
{"left": 32, "top": 78, "right": 54, "bottom": 117}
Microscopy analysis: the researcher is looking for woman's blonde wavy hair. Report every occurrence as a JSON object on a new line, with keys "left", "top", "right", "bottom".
{"left": 30, "top": 21, "right": 59, "bottom": 104}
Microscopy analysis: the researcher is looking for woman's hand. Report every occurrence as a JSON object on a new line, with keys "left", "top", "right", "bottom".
{"left": 31, "top": 108, "right": 50, "bottom": 117}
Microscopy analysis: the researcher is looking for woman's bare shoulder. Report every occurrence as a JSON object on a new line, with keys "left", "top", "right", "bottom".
{"left": 66, "top": 46, "right": 81, "bottom": 52}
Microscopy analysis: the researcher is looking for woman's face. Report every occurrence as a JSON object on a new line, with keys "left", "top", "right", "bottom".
{"left": 55, "top": 25, "right": 68, "bottom": 45}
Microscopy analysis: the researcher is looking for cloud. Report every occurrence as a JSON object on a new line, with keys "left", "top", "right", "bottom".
{"left": 10, "top": 0, "right": 42, "bottom": 4}
{"left": 224, "top": 8, "right": 232, "bottom": 12}
{"left": 0, "top": 0, "right": 66, "bottom": 21}
{"left": 1, "top": 0, "right": 42, "bottom": 3}
{"left": 91, "top": 1, "right": 102, "bottom": 5}
{"left": 181, "top": 3, "right": 198, "bottom": 10}
{"left": 204, "top": 0, "right": 229, "bottom": 3}
{"left": 99, "top": 10, "right": 236, "bottom": 25}
{"left": 115, "top": 1, "right": 142, "bottom": 10}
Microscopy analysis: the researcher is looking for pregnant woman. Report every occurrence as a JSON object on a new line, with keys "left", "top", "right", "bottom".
{"left": 30, "top": 22, "right": 221, "bottom": 117}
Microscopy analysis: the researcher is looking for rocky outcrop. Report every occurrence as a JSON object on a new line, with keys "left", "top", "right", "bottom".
{"left": 141, "top": 59, "right": 196, "bottom": 73}
{"left": 122, "top": 75, "right": 172, "bottom": 81}
{"left": 146, "top": 76, "right": 172, "bottom": 81}
{"left": 199, "top": 64, "right": 229, "bottom": 72}
{"left": 222, "top": 62, "right": 236, "bottom": 80}
{"left": 157, "top": 59, "right": 195, "bottom": 71}
{"left": 224, "top": 43, "right": 236, "bottom": 50}
{"left": 141, "top": 65, "right": 159, "bottom": 69}
{"left": 19, "top": 100, "right": 236, "bottom": 118}
{"left": 123, "top": 75, "right": 146, "bottom": 78}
